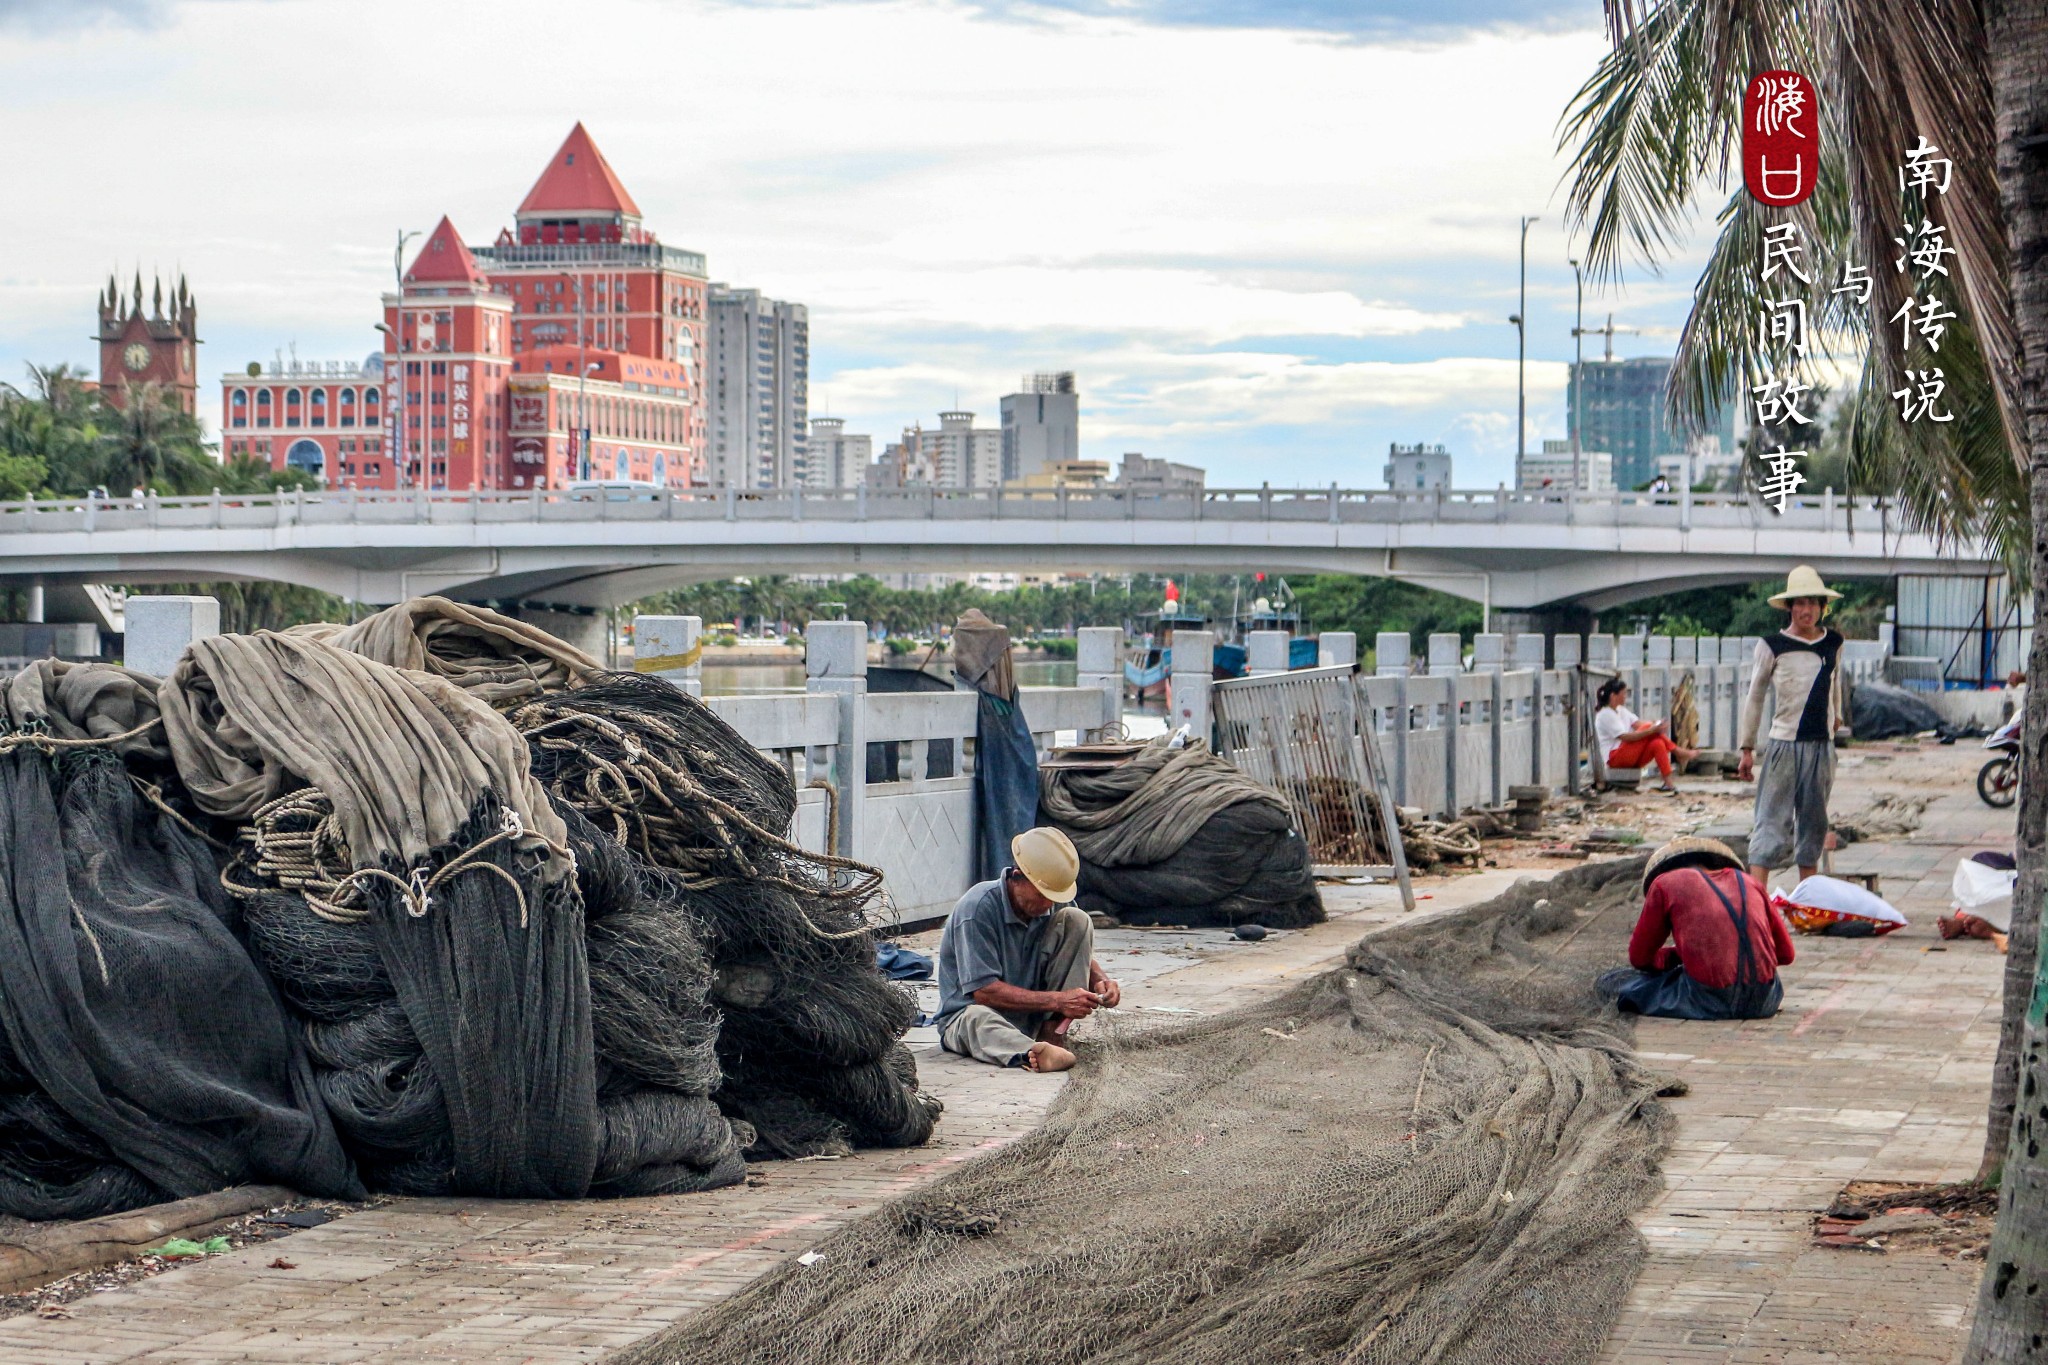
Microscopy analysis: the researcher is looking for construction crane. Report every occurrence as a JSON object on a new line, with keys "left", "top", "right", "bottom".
{"left": 1571, "top": 312, "right": 1639, "bottom": 362}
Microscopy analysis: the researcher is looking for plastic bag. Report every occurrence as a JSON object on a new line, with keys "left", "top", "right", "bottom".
{"left": 1773, "top": 874, "right": 1909, "bottom": 935}
{"left": 1951, "top": 858, "right": 2016, "bottom": 933}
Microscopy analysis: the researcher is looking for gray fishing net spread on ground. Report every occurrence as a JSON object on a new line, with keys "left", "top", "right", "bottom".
{"left": 613, "top": 855, "right": 1672, "bottom": 1365}
{"left": 1040, "top": 739, "right": 1325, "bottom": 929}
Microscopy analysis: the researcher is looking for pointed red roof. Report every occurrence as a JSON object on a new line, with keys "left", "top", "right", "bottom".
{"left": 517, "top": 123, "right": 641, "bottom": 219}
{"left": 403, "top": 217, "right": 486, "bottom": 287}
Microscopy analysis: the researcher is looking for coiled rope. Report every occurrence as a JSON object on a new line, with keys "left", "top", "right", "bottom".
{"left": 511, "top": 700, "right": 885, "bottom": 942}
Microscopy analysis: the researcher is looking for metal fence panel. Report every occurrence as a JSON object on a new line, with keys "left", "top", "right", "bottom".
{"left": 1212, "top": 665, "right": 1412, "bottom": 906}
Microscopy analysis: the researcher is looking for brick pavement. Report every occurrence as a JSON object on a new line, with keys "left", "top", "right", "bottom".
{"left": 0, "top": 741, "right": 2012, "bottom": 1363}
{"left": 1601, "top": 742, "right": 2009, "bottom": 1364}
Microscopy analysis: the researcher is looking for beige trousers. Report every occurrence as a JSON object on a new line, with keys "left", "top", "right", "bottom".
{"left": 940, "top": 906, "right": 1094, "bottom": 1066}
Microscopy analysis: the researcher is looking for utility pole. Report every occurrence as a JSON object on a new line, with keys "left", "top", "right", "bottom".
{"left": 1569, "top": 257, "right": 1584, "bottom": 493}
{"left": 1510, "top": 215, "right": 1539, "bottom": 488}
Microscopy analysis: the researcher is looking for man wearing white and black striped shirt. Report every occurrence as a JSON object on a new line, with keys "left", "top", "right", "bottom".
{"left": 1737, "top": 566, "right": 1848, "bottom": 886}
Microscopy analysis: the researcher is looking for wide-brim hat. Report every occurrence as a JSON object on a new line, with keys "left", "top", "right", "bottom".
{"left": 1768, "top": 564, "right": 1844, "bottom": 608}
{"left": 1641, "top": 836, "right": 1745, "bottom": 893}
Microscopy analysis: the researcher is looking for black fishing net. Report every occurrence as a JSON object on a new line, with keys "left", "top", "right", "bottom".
{"left": 612, "top": 857, "right": 1674, "bottom": 1365}
{"left": 1042, "top": 741, "right": 1326, "bottom": 930}
{"left": 0, "top": 749, "right": 359, "bottom": 1220}
{"left": 512, "top": 673, "right": 940, "bottom": 1162}
{"left": 0, "top": 603, "right": 940, "bottom": 1224}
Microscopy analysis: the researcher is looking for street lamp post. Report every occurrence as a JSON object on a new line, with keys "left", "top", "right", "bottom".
{"left": 1569, "top": 257, "right": 1585, "bottom": 493}
{"left": 381, "top": 228, "right": 421, "bottom": 492}
{"left": 1509, "top": 215, "right": 1539, "bottom": 489}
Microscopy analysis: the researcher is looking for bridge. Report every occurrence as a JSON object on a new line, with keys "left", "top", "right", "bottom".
{"left": 0, "top": 483, "right": 1989, "bottom": 628}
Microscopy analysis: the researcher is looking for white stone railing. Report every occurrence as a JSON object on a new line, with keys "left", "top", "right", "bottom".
{"left": 0, "top": 482, "right": 1902, "bottom": 534}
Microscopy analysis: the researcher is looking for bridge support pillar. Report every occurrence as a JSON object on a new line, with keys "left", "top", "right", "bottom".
{"left": 1076, "top": 627, "right": 1124, "bottom": 740}
{"left": 515, "top": 606, "right": 609, "bottom": 661}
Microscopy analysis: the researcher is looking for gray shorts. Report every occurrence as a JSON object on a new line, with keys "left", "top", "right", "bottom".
{"left": 1750, "top": 738, "right": 1834, "bottom": 870}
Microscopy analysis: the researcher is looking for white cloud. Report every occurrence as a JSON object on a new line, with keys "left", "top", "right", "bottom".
{"left": 0, "top": 0, "right": 1686, "bottom": 484}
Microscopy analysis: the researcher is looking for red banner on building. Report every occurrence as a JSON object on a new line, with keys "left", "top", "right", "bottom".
{"left": 1744, "top": 71, "right": 1818, "bottom": 206}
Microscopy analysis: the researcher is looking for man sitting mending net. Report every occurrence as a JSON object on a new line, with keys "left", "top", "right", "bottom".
{"left": 933, "top": 827, "right": 1122, "bottom": 1073}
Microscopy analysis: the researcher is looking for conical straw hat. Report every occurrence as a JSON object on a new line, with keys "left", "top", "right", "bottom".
{"left": 1768, "top": 565, "right": 1843, "bottom": 607}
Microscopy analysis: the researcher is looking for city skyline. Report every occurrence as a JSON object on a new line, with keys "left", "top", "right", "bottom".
{"left": 1, "top": 0, "right": 1718, "bottom": 489}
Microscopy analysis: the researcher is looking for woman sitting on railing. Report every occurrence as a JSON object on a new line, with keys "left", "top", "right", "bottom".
{"left": 1595, "top": 677, "right": 1698, "bottom": 795}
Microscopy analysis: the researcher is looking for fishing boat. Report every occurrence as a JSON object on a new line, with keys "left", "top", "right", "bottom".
{"left": 1212, "top": 586, "right": 1316, "bottom": 679}
{"left": 1124, "top": 583, "right": 1206, "bottom": 701}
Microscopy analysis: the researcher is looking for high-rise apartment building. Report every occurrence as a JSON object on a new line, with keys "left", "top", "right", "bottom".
{"left": 999, "top": 371, "right": 1078, "bottom": 483}
{"left": 805, "top": 416, "right": 871, "bottom": 488}
{"left": 707, "top": 286, "right": 808, "bottom": 487}
{"left": 1568, "top": 356, "right": 1736, "bottom": 490}
{"left": 922, "top": 411, "right": 1003, "bottom": 488}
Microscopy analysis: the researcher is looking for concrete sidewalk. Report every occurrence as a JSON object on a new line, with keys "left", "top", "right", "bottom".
{"left": 0, "top": 741, "right": 2010, "bottom": 1363}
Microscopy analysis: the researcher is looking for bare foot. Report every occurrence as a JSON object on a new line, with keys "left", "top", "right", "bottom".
{"left": 1024, "top": 1041, "right": 1076, "bottom": 1073}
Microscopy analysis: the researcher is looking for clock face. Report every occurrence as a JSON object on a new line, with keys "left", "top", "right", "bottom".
{"left": 123, "top": 343, "right": 151, "bottom": 373}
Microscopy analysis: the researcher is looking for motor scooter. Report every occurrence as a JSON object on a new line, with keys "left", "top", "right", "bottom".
{"left": 1979, "top": 709, "right": 2021, "bottom": 808}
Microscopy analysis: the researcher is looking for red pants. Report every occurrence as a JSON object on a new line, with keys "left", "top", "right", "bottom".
{"left": 1608, "top": 734, "right": 1675, "bottom": 779}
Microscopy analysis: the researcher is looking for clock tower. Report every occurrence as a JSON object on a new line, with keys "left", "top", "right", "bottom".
{"left": 96, "top": 272, "right": 200, "bottom": 416}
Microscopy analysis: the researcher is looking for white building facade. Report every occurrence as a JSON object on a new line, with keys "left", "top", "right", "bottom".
{"left": 804, "top": 416, "right": 872, "bottom": 488}
{"left": 999, "top": 372, "right": 1079, "bottom": 483}
{"left": 706, "top": 285, "right": 808, "bottom": 487}
{"left": 1383, "top": 442, "right": 1452, "bottom": 492}
{"left": 1520, "top": 438, "right": 1614, "bottom": 492}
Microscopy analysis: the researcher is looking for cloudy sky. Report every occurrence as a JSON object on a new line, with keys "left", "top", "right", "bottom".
{"left": 0, "top": 0, "right": 1713, "bottom": 488}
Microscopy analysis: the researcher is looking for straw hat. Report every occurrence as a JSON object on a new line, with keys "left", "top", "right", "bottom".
{"left": 1641, "top": 836, "right": 1745, "bottom": 892}
{"left": 1012, "top": 827, "right": 1080, "bottom": 904}
{"left": 1768, "top": 565, "right": 1844, "bottom": 608}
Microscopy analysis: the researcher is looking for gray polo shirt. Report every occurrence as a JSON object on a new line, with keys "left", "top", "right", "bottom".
{"left": 934, "top": 874, "right": 1052, "bottom": 1034}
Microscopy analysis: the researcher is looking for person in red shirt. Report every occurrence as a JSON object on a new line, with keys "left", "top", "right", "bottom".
{"left": 1597, "top": 837, "right": 1795, "bottom": 1020}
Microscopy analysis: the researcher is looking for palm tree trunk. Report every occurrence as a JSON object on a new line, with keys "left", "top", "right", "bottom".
{"left": 1969, "top": 0, "right": 2048, "bottom": 1356}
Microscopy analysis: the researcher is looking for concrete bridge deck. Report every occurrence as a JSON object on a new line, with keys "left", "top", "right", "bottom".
{"left": 0, "top": 485, "right": 1992, "bottom": 611}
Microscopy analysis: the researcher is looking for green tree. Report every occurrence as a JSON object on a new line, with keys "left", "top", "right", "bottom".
{"left": 95, "top": 381, "right": 214, "bottom": 495}
{"left": 1560, "top": 2, "right": 2048, "bottom": 1349}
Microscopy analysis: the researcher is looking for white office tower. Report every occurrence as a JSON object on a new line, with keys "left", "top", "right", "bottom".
{"left": 999, "top": 372, "right": 1079, "bottom": 483}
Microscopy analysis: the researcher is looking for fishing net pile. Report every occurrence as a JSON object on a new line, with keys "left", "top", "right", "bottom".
{"left": 503, "top": 673, "right": 939, "bottom": 1161}
{"left": 0, "top": 660, "right": 359, "bottom": 1219}
{"left": 0, "top": 597, "right": 935, "bottom": 1220}
{"left": 1039, "top": 738, "right": 1325, "bottom": 929}
{"left": 617, "top": 855, "right": 1673, "bottom": 1365}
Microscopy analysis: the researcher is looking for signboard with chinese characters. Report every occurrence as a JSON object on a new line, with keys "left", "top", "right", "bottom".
{"left": 1743, "top": 71, "right": 1818, "bottom": 206}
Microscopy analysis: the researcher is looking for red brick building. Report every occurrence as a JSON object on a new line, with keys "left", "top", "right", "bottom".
{"left": 99, "top": 273, "right": 199, "bottom": 415}
{"left": 224, "top": 123, "right": 707, "bottom": 491}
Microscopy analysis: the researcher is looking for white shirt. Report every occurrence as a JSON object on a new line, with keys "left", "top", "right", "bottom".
{"left": 1595, "top": 704, "right": 1640, "bottom": 757}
